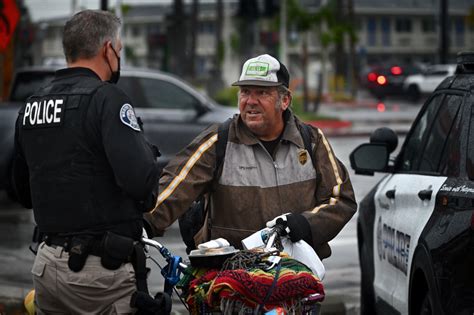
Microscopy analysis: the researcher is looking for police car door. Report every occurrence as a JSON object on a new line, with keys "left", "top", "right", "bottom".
{"left": 373, "top": 173, "right": 400, "bottom": 307}
{"left": 387, "top": 93, "right": 462, "bottom": 314}
{"left": 372, "top": 94, "right": 444, "bottom": 312}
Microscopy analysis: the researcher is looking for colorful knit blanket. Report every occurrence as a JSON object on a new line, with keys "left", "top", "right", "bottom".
{"left": 178, "top": 257, "right": 324, "bottom": 314}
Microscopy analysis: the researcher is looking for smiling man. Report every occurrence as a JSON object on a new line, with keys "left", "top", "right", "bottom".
{"left": 145, "top": 54, "right": 356, "bottom": 260}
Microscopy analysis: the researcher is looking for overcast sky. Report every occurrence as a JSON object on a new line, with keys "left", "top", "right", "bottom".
{"left": 23, "top": 0, "right": 175, "bottom": 21}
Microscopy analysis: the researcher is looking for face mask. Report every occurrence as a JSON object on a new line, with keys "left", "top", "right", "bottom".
{"left": 106, "top": 44, "right": 121, "bottom": 84}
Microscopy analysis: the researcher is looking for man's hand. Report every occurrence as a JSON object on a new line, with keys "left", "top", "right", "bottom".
{"left": 266, "top": 213, "right": 313, "bottom": 244}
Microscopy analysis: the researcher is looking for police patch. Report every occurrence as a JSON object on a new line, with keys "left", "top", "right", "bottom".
{"left": 119, "top": 103, "right": 141, "bottom": 131}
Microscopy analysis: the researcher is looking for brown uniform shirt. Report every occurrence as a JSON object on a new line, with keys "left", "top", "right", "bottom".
{"left": 146, "top": 111, "right": 357, "bottom": 259}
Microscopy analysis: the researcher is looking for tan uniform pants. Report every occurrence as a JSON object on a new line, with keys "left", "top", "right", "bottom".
{"left": 32, "top": 242, "right": 137, "bottom": 314}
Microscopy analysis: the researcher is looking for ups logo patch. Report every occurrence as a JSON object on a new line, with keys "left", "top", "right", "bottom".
{"left": 298, "top": 149, "right": 308, "bottom": 165}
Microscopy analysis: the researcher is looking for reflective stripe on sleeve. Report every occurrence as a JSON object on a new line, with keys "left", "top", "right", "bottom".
{"left": 311, "top": 129, "right": 343, "bottom": 213}
{"left": 318, "top": 129, "right": 342, "bottom": 186}
{"left": 311, "top": 204, "right": 329, "bottom": 214}
{"left": 151, "top": 134, "right": 218, "bottom": 213}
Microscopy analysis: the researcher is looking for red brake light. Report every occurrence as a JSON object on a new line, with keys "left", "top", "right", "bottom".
{"left": 377, "top": 75, "right": 387, "bottom": 85}
{"left": 391, "top": 66, "right": 402, "bottom": 75}
{"left": 367, "top": 72, "right": 377, "bottom": 82}
{"left": 377, "top": 102, "right": 386, "bottom": 112}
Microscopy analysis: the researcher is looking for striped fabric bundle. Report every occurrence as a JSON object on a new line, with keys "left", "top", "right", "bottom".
{"left": 180, "top": 257, "right": 324, "bottom": 314}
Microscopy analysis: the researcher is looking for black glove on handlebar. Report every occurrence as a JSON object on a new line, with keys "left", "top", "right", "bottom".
{"left": 269, "top": 213, "right": 313, "bottom": 244}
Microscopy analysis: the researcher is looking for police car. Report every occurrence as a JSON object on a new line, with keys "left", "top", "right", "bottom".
{"left": 350, "top": 52, "right": 474, "bottom": 315}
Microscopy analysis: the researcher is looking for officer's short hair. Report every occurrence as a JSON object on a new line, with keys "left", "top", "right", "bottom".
{"left": 63, "top": 10, "right": 121, "bottom": 63}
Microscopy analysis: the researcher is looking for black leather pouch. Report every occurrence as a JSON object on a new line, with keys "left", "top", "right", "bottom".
{"left": 68, "top": 235, "right": 94, "bottom": 272}
{"left": 101, "top": 231, "right": 134, "bottom": 270}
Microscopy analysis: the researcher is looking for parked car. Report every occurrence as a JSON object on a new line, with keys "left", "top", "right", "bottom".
{"left": 0, "top": 66, "right": 237, "bottom": 198}
{"left": 360, "top": 64, "right": 423, "bottom": 100}
{"left": 404, "top": 64, "right": 457, "bottom": 102}
{"left": 350, "top": 52, "right": 474, "bottom": 315}
{"left": 117, "top": 68, "right": 237, "bottom": 168}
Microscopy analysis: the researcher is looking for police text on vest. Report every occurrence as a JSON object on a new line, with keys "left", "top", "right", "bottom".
{"left": 23, "top": 99, "right": 64, "bottom": 127}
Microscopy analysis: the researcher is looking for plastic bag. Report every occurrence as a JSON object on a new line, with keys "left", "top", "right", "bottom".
{"left": 242, "top": 228, "right": 325, "bottom": 280}
{"left": 280, "top": 238, "right": 325, "bottom": 280}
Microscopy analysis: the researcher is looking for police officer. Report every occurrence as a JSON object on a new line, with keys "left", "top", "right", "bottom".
{"left": 11, "top": 10, "right": 160, "bottom": 314}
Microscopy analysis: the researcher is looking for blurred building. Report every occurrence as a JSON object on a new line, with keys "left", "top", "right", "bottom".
{"left": 353, "top": 0, "right": 472, "bottom": 64}
{"left": 31, "top": 0, "right": 474, "bottom": 89}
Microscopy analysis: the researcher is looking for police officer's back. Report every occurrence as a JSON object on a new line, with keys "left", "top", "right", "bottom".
{"left": 11, "top": 10, "right": 160, "bottom": 313}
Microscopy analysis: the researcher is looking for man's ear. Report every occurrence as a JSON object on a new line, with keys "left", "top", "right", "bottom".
{"left": 281, "top": 93, "right": 291, "bottom": 111}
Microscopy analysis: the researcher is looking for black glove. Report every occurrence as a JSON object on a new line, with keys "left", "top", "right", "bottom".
{"left": 266, "top": 213, "right": 313, "bottom": 244}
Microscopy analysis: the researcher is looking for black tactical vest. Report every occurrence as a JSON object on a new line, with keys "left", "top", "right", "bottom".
{"left": 17, "top": 71, "right": 142, "bottom": 238}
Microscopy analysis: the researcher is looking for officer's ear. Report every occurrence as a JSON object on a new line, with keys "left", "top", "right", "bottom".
{"left": 101, "top": 42, "right": 107, "bottom": 59}
{"left": 102, "top": 41, "right": 113, "bottom": 59}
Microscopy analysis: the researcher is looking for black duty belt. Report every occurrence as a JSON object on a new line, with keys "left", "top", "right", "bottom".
{"left": 44, "top": 235, "right": 103, "bottom": 257}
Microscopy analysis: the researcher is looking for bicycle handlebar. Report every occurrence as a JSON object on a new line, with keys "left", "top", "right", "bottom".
{"left": 141, "top": 237, "right": 188, "bottom": 270}
{"left": 264, "top": 224, "right": 286, "bottom": 251}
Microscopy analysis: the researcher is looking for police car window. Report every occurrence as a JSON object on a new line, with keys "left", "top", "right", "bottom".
{"left": 138, "top": 78, "right": 198, "bottom": 110}
{"left": 397, "top": 94, "right": 443, "bottom": 172}
{"left": 420, "top": 94, "right": 462, "bottom": 174}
